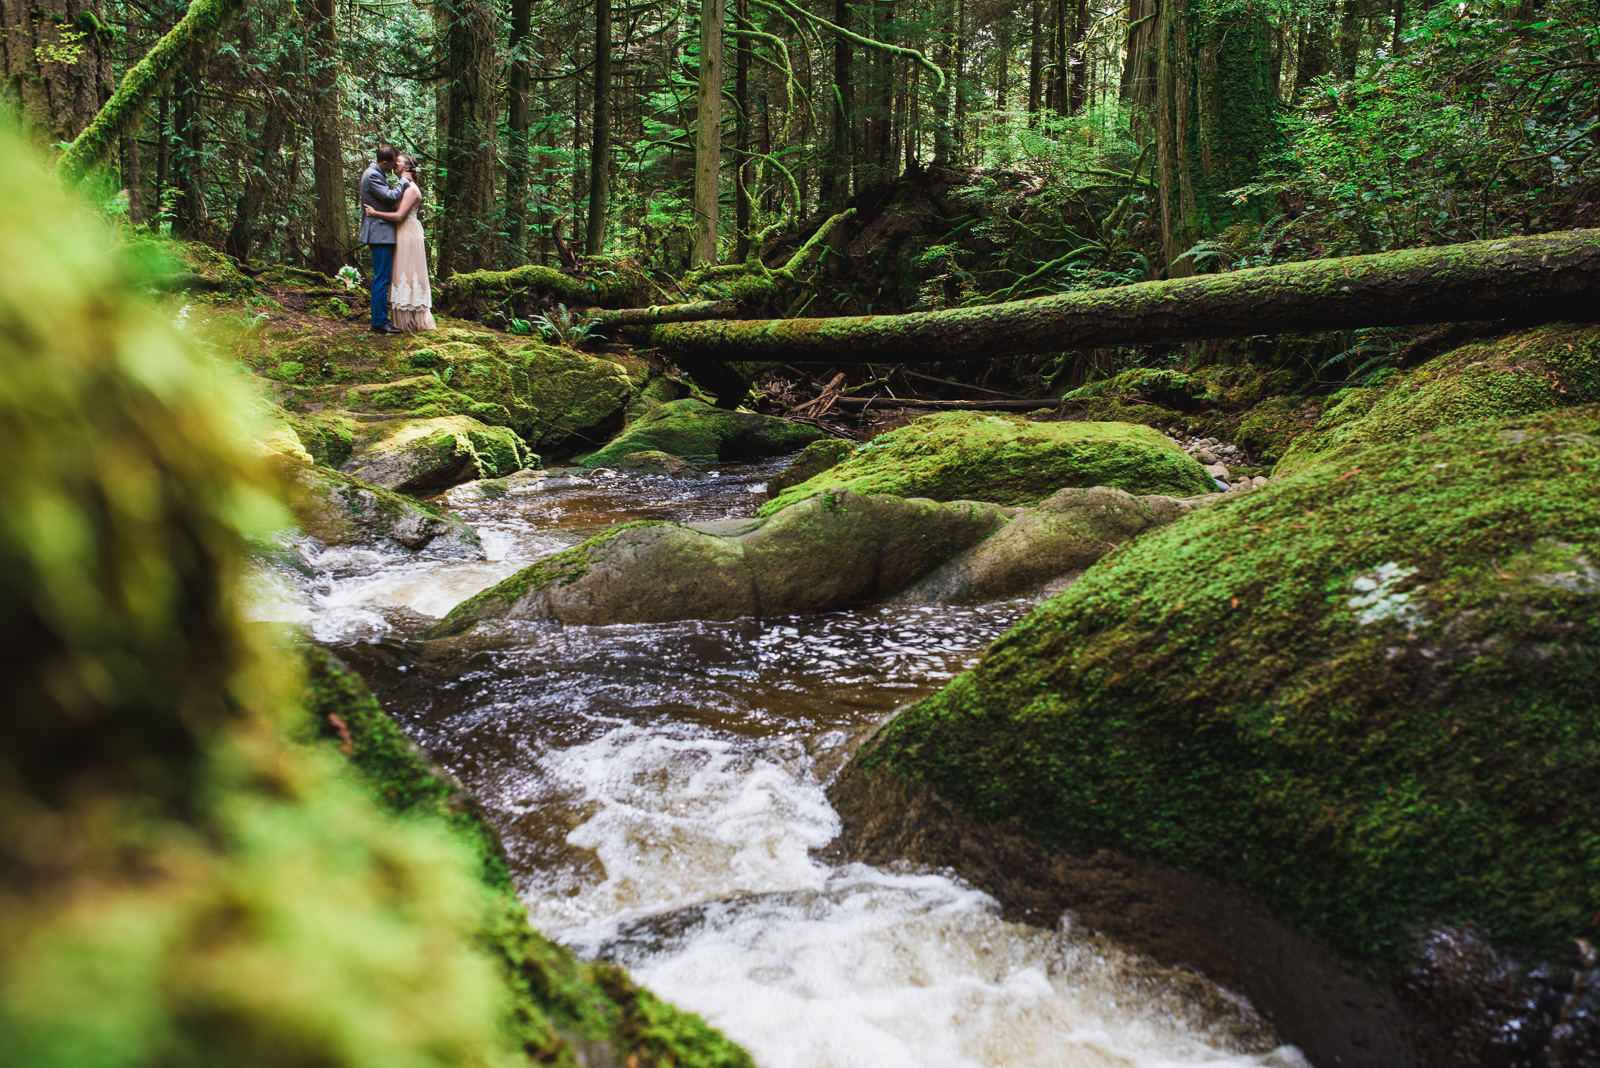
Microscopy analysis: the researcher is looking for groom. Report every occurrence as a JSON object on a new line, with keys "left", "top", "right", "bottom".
{"left": 359, "top": 145, "right": 412, "bottom": 335}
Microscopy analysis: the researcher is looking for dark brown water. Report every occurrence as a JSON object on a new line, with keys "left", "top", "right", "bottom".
{"left": 252, "top": 459, "right": 1307, "bottom": 1068}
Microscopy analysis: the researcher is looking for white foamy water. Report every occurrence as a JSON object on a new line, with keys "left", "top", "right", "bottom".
{"left": 254, "top": 459, "right": 1309, "bottom": 1068}
{"left": 529, "top": 719, "right": 1305, "bottom": 1068}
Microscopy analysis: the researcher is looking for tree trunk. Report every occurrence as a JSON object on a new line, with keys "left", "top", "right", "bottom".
{"left": 1028, "top": 0, "right": 1042, "bottom": 119}
{"left": 506, "top": 0, "right": 531, "bottom": 257}
{"left": 171, "top": 65, "right": 203, "bottom": 237}
{"left": 655, "top": 230, "right": 1600, "bottom": 364}
{"left": 1, "top": 0, "right": 113, "bottom": 147}
{"left": 734, "top": 0, "right": 752, "bottom": 261}
{"left": 1153, "top": 0, "right": 1198, "bottom": 276}
{"left": 691, "top": 0, "right": 724, "bottom": 266}
{"left": 821, "top": 0, "right": 852, "bottom": 208}
{"left": 1068, "top": 0, "right": 1087, "bottom": 112}
{"left": 306, "top": 0, "right": 349, "bottom": 275}
{"left": 439, "top": 0, "right": 499, "bottom": 275}
{"left": 226, "top": 93, "right": 288, "bottom": 261}
{"left": 1337, "top": 0, "right": 1362, "bottom": 80}
{"left": 931, "top": 0, "right": 954, "bottom": 164}
{"left": 584, "top": 0, "right": 611, "bottom": 255}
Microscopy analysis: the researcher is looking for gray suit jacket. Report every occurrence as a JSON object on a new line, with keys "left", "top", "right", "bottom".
{"left": 358, "top": 163, "right": 411, "bottom": 245}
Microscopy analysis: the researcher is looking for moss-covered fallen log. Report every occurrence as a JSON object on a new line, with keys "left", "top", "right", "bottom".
{"left": 58, "top": 0, "right": 250, "bottom": 181}
{"left": 655, "top": 229, "right": 1600, "bottom": 364}
{"left": 592, "top": 299, "right": 739, "bottom": 326}
{"left": 435, "top": 263, "right": 648, "bottom": 317}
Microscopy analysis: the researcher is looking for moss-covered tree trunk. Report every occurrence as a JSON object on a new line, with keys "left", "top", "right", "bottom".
{"left": 225, "top": 90, "right": 288, "bottom": 261}
{"left": 655, "top": 229, "right": 1600, "bottom": 364}
{"left": 1, "top": 0, "right": 113, "bottom": 146}
{"left": 55, "top": 0, "right": 250, "bottom": 182}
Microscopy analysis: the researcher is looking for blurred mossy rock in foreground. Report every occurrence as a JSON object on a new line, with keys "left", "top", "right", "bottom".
{"left": 759, "top": 410, "right": 1217, "bottom": 516}
{"left": 832, "top": 406, "right": 1600, "bottom": 1068}
{"left": 0, "top": 127, "right": 750, "bottom": 1068}
{"left": 1273, "top": 321, "right": 1600, "bottom": 477}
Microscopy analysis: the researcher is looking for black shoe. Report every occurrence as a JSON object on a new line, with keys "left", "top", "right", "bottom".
{"left": 371, "top": 323, "right": 403, "bottom": 335}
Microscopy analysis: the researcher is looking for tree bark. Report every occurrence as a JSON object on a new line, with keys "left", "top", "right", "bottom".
{"left": 170, "top": 65, "right": 203, "bottom": 237}
{"left": 585, "top": 0, "right": 611, "bottom": 255}
{"left": 1153, "top": 0, "right": 1198, "bottom": 276}
{"left": 439, "top": 0, "right": 498, "bottom": 275}
{"left": 656, "top": 230, "right": 1600, "bottom": 364}
{"left": 2, "top": 0, "right": 113, "bottom": 147}
{"left": 1027, "top": 0, "right": 1042, "bottom": 119}
{"left": 305, "top": 0, "right": 349, "bottom": 275}
{"left": 734, "top": 0, "right": 752, "bottom": 260}
{"left": 691, "top": 0, "right": 724, "bottom": 266}
{"left": 506, "top": 0, "right": 531, "bottom": 256}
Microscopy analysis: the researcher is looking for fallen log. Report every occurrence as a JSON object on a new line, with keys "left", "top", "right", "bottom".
{"left": 655, "top": 230, "right": 1600, "bottom": 364}
{"left": 837, "top": 397, "right": 1062, "bottom": 411}
{"left": 591, "top": 300, "right": 739, "bottom": 326}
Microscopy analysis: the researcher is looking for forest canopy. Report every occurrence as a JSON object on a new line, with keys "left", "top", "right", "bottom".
{"left": 3, "top": 0, "right": 1594, "bottom": 308}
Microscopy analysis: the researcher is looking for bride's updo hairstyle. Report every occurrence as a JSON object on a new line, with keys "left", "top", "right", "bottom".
{"left": 399, "top": 154, "right": 421, "bottom": 189}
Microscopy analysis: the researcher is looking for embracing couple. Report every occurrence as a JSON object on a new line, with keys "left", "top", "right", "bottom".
{"left": 359, "top": 144, "right": 435, "bottom": 335}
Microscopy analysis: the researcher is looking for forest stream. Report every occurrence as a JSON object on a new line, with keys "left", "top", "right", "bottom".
{"left": 252, "top": 455, "right": 1309, "bottom": 1068}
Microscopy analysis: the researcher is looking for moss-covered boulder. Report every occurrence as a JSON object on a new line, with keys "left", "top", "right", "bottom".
{"left": 507, "top": 340, "right": 635, "bottom": 451}
{"left": 341, "top": 415, "right": 535, "bottom": 495}
{"left": 277, "top": 456, "right": 483, "bottom": 556}
{"left": 759, "top": 410, "right": 1215, "bottom": 515}
{"left": 894, "top": 486, "right": 1202, "bottom": 604}
{"left": 766, "top": 437, "right": 856, "bottom": 498}
{"left": 430, "top": 491, "right": 1012, "bottom": 632}
{"left": 835, "top": 405, "right": 1600, "bottom": 1064}
{"left": 1274, "top": 322, "right": 1600, "bottom": 477}
{"left": 577, "top": 397, "right": 826, "bottom": 468}
{"left": 615, "top": 450, "right": 702, "bottom": 476}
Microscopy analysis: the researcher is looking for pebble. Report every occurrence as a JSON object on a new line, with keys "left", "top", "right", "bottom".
{"left": 1253, "top": 475, "right": 1270, "bottom": 488}
{"left": 1197, "top": 447, "right": 1219, "bottom": 464}
{"left": 1204, "top": 463, "right": 1229, "bottom": 480}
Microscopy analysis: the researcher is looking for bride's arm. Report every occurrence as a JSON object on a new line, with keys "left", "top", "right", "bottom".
{"left": 364, "top": 186, "right": 421, "bottom": 223}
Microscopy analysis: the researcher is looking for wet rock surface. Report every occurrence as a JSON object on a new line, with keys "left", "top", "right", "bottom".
{"left": 341, "top": 414, "right": 535, "bottom": 495}
{"left": 577, "top": 397, "right": 829, "bottom": 468}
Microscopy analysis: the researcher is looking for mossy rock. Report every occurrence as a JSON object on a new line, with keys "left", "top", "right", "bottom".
{"left": 577, "top": 398, "right": 826, "bottom": 468}
{"left": 430, "top": 492, "right": 1012, "bottom": 633}
{"left": 1275, "top": 323, "right": 1600, "bottom": 477}
{"left": 0, "top": 130, "right": 508, "bottom": 1068}
{"left": 342, "top": 374, "right": 516, "bottom": 429}
{"left": 759, "top": 410, "right": 1215, "bottom": 515}
{"left": 285, "top": 409, "right": 358, "bottom": 467}
{"left": 1062, "top": 367, "right": 1204, "bottom": 427}
{"left": 506, "top": 340, "right": 634, "bottom": 451}
{"left": 260, "top": 264, "right": 340, "bottom": 288}
{"left": 276, "top": 455, "right": 482, "bottom": 554}
{"left": 766, "top": 437, "right": 856, "bottom": 498}
{"left": 848, "top": 405, "right": 1600, "bottom": 978}
{"left": 298, "top": 648, "right": 755, "bottom": 1068}
{"left": 616, "top": 450, "right": 702, "bottom": 477}
{"left": 342, "top": 415, "right": 535, "bottom": 496}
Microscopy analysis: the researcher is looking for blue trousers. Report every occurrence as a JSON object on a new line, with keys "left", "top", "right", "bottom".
{"left": 369, "top": 243, "right": 396, "bottom": 327}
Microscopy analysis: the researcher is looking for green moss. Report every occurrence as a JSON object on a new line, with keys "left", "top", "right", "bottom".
{"left": 759, "top": 410, "right": 1215, "bottom": 515}
{"left": 286, "top": 409, "right": 357, "bottom": 467}
{"left": 427, "top": 523, "right": 666, "bottom": 637}
{"left": 766, "top": 438, "right": 856, "bottom": 498}
{"left": 298, "top": 648, "right": 753, "bottom": 1068}
{"left": 505, "top": 340, "right": 634, "bottom": 451}
{"left": 858, "top": 405, "right": 1600, "bottom": 975}
{"left": 1275, "top": 323, "right": 1600, "bottom": 476}
{"left": 442, "top": 263, "right": 644, "bottom": 313}
{"left": 578, "top": 398, "right": 825, "bottom": 468}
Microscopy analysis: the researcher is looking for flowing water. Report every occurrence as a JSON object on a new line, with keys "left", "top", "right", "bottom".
{"left": 252, "top": 458, "right": 1308, "bottom": 1068}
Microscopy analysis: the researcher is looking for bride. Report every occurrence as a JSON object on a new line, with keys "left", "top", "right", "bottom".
{"left": 362, "top": 154, "right": 436, "bottom": 332}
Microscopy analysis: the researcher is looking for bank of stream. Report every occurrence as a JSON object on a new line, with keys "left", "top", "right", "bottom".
{"left": 254, "top": 456, "right": 1309, "bottom": 1068}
